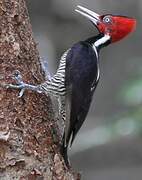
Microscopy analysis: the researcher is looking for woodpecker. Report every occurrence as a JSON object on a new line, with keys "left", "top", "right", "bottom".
{"left": 1, "top": 5, "right": 136, "bottom": 166}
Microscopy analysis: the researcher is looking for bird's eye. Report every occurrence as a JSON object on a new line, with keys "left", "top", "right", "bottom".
{"left": 103, "top": 16, "right": 112, "bottom": 24}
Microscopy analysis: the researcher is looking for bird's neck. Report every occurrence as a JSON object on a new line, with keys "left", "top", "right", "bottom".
{"left": 85, "top": 33, "right": 111, "bottom": 51}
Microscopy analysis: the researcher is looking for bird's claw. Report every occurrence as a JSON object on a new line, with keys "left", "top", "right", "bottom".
{"left": 11, "top": 70, "right": 26, "bottom": 97}
{"left": 12, "top": 70, "right": 24, "bottom": 85}
{"left": 1, "top": 70, "right": 44, "bottom": 97}
{"left": 18, "top": 88, "right": 25, "bottom": 98}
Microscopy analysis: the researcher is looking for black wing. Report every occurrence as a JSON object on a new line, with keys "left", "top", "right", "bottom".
{"left": 64, "top": 41, "right": 99, "bottom": 147}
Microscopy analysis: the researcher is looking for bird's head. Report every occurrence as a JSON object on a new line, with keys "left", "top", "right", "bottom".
{"left": 75, "top": 5, "right": 136, "bottom": 43}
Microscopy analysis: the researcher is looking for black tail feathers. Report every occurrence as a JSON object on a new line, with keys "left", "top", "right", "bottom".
{"left": 60, "top": 134, "right": 70, "bottom": 167}
{"left": 60, "top": 144, "right": 70, "bottom": 167}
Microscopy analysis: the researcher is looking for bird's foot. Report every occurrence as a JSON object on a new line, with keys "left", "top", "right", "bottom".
{"left": 0, "top": 70, "right": 43, "bottom": 97}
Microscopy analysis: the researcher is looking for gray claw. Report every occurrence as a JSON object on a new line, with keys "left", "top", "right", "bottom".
{"left": 1, "top": 70, "right": 44, "bottom": 96}
{"left": 18, "top": 88, "right": 25, "bottom": 98}
{"left": 12, "top": 70, "right": 23, "bottom": 84}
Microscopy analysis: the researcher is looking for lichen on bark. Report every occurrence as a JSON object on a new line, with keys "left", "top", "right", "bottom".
{"left": 0, "top": 0, "right": 80, "bottom": 179}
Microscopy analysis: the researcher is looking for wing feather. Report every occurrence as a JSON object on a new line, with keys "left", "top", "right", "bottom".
{"left": 64, "top": 41, "right": 99, "bottom": 147}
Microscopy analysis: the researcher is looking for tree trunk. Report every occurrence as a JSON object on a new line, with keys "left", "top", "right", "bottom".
{"left": 0, "top": 0, "right": 80, "bottom": 179}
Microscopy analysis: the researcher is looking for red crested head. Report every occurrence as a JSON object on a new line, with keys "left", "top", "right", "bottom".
{"left": 75, "top": 6, "right": 136, "bottom": 43}
{"left": 97, "top": 15, "right": 136, "bottom": 42}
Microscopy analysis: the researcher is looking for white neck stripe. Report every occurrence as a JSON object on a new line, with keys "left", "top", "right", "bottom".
{"left": 94, "top": 34, "right": 110, "bottom": 48}
{"left": 92, "top": 44, "right": 98, "bottom": 59}
{"left": 92, "top": 42, "right": 100, "bottom": 87}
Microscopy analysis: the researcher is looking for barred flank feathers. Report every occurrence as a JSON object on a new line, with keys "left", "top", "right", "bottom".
{"left": 40, "top": 49, "right": 70, "bottom": 96}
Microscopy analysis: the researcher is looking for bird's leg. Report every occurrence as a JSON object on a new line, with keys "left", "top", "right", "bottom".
{"left": 0, "top": 70, "right": 44, "bottom": 97}
{"left": 40, "top": 57, "right": 52, "bottom": 81}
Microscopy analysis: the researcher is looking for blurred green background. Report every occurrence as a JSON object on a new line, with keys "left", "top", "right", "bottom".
{"left": 27, "top": 0, "right": 141, "bottom": 179}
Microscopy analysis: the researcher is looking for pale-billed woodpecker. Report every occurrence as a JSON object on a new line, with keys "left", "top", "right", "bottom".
{"left": 0, "top": 5, "right": 136, "bottom": 166}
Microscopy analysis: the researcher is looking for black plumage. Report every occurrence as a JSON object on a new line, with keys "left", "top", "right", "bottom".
{"left": 65, "top": 41, "right": 99, "bottom": 145}
{"left": 60, "top": 37, "right": 102, "bottom": 166}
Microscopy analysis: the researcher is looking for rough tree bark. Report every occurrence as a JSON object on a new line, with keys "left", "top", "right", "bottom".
{"left": 0, "top": 0, "right": 80, "bottom": 179}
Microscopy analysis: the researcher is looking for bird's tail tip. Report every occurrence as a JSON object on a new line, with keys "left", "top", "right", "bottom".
{"left": 60, "top": 144, "right": 70, "bottom": 168}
